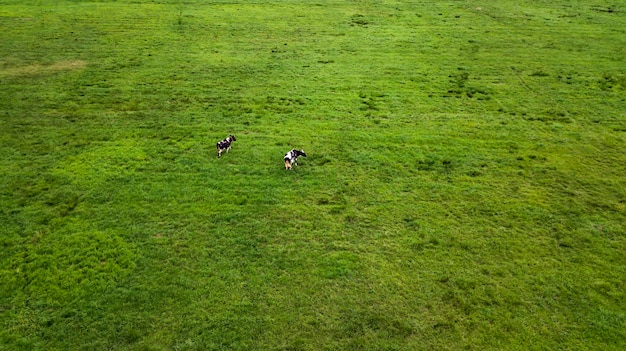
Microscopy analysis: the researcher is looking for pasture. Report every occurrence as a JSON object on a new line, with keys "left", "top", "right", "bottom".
{"left": 1, "top": 0, "right": 625, "bottom": 350}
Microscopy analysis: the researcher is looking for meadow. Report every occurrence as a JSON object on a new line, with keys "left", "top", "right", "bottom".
{"left": 1, "top": 0, "right": 625, "bottom": 350}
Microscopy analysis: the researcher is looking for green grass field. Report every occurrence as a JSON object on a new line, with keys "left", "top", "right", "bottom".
{"left": 1, "top": 0, "right": 625, "bottom": 350}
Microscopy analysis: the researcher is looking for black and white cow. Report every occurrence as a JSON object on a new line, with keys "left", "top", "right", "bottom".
{"left": 216, "top": 135, "right": 236, "bottom": 158}
{"left": 284, "top": 149, "right": 307, "bottom": 170}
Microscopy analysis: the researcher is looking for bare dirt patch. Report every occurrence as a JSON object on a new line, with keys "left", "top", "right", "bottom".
{"left": 0, "top": 59, "right": 87, "bottom": 78}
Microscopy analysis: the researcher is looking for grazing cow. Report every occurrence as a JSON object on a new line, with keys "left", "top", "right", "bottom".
{"left": 216, "top": 135, "right": 236, "bottom": 158}
{"left": 284, "top": 149, "right": 307, "bottom": 170}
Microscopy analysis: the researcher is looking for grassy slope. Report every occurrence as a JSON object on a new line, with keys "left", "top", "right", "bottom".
{"left": 1, "top": 1, "right": 625, "bottom": 350}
